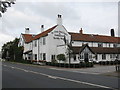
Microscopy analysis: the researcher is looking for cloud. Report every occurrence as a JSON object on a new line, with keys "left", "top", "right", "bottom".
{"left": 0, "top": 33, "right": 15, "bottom": 50}
{"left": 0, "top": 1, "right": 118, "bottom": 51}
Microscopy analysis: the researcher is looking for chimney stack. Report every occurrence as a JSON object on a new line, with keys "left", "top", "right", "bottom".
{"left": 57, "top": 14, "right": 62, "bottom": 25}
{"left": 41, "top": 25, "right": 44, "bottom": 32}
{"left": 111, "top": 29, "right": 115, "bottom": 37}
{"left": 79, "top": 28, "right": 83, "bottom": 34}
{"left": 25, "top": 28, "right": 29, "bottom": 34}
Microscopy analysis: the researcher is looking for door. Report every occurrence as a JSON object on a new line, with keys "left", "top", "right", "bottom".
{"left": 84, "top": 53, "right": 89, "bottom": 62}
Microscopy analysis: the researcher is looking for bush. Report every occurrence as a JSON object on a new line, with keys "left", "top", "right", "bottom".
{"left": 45, "top": 62, "right": 94, "bottom": 68}
{"left": 80, "top": 62, "right": 86, "bottom": 67}
{"left": 98, "top": 61, "right": 120, "bottom": 65}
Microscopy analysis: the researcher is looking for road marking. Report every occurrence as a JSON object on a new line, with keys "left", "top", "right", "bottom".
{"left": 56, "top": 77, "right": 114, "bottom": 89}
{"left": 71, "top": 71, "right": 100, "bottom": 75}
{"left": 48, "top": 75, "right": 57, "bottom": 79}
{"left": 3, "top": 64, "right": 117, "bottom": 89}
{"left": 11, "top": 67, "right": 15, "bottom": 69}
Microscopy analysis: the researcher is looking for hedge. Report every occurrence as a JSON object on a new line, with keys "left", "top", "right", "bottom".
{"left": 99, "top": 61, "right": 120, "bottom": 65}
{"left": 46, "top": 62, "right": 94, "bottom": 68}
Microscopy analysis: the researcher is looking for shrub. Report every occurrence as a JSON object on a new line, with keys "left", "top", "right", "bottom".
{"left": 57, "top": 54, "right": 66, "bottom": 62}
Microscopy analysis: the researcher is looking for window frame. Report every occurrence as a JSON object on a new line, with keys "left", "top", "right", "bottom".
{"left": 35, "top": 54, "right": 37, "bottom": 60}
{"left": 34, "top": 40, "right": 37, "bottom": 47}
{"left": 102, "top": 54, "right": 106, "bottom": 60}
{"left": 43, "top": 53, "right": 46, "bottom": 60}
{"left": 43, "top": 37, "right": 46, "bottom": 45}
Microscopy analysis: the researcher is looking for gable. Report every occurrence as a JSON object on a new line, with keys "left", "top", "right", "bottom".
{"left": 79, "top": 44, "right": 94, "bottom": 54}
{"left": 51, "top": 25, "right": 71, "bottom": 43}
{"left": 18, "top": 34, "right": 25, "bottom": 46}
{"left": 81, "top": 47, "right": 93, "bottom": 54}
{"left": 22, "top": 34, "right": 33, "bottom": 43}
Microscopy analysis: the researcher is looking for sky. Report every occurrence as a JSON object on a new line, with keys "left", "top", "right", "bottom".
{"left": 0, "top": 0, "right": 119, "bottom": 51}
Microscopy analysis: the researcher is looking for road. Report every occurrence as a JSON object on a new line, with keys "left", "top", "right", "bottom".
{"left": 2, "top": 61, "right": 119, "bottom": 89}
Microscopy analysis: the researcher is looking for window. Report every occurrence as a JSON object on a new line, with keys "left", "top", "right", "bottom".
{"left": 43, "top": 37, "right": 46, "bottom": 45}
{"left": 95, "top": 54, "right": 98, "bottom": 60}
{"left": 113, "top": 44, "right": 117, "bottom": 47}
{"left": 51, "top": 55, "right": 56, "bottom": 60}
{"left": 39, "top": 39, "right": 42, "bottom": 44}
{"left": 34, "top": 40, "right": 37, "bottom": 47}
{"left": 102, "top": 54, "right": 106, "bottom": 60}
{"left": 113, "top": 54, "right": 116, "bottom": 58}
{"left": 98, "top": 43, "right": 103, "bottom": 47}
{"left": 35, "top": 54, "right": 37, "bottom": 60}
{"left": 110, "top": 54, "right": 112, "bottom": 58}
{"left": 89, "top": 53, "right": 92, "bottom": 59}
{"left": 40, "top": 53, "right": 42, "bottom": 60}
{"left": 28, "top": 54, "right": 31, "bottom": 60}
{"left": 73, "top": 55, "right": 76, "bottom": 61}
{"left": 80, "top": 54, "right": 84, "bottom": 59}
{"left": 43, "top": 53, "right": 46, "bottom": 60}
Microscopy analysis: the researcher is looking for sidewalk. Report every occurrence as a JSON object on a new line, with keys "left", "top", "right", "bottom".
{"left": 102, "top": 71, "right": 120, "bottom": 78}
{"left": 3, "top": 61, "right": 119, "bottom": 77}
{"left": 48, "top": 65, "right": 119, "bottom": 76}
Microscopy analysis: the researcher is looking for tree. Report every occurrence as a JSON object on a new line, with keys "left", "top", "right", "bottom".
{"left": 0, "top": 0, "right": 16, "bottom": 17}
{"left": 63, "top": 35, "right": 73, "bottom": 65}
{"left": 57, "top": 54, "right": 66, "bottom": 63}
{"left": 1, "top": 38, "right": 23, "bottom": 61}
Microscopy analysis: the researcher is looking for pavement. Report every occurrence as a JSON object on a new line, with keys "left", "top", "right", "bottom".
{"left": 4, "top": 61, "right": 119, "bottom": 77}
{"left": 2, "top": 61, "right": 119, "bottom": 89}
{"left": 44, "top": 64, "right": 118, "bottom": 76}
{"left": 102, "top": 71, "right": 120, "bottom": 78}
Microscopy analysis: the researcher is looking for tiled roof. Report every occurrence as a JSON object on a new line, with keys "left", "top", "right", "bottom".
{"left": 69, "top": 32, "right": 120, "bottom": 43}
{"left": 72, "top": 46, "right": 120, "bottom": 54}
{"left": 33, "top": 25, "right": 58, "bottom": 40}
{"left": 22, "top": 25, "right": 57, "bottom": 43}
{"left": 22, "top": 34, "right": 33, "bottom": 43}
{"left": 92, "top": 47, "right": 120, "bottom": 54}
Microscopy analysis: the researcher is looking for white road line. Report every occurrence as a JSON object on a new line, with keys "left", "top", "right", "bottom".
{"left": 56, "top": 77, "right": 114, "bottom": 89}
{"left": 11, "top": 67, "right": 15, "bottom": 69}
{"left": 3, "top": 64, "right": 116, "bottom": 89}
{"left": 48, "top": 76, "right": 57, "bottom": 79}
{"left": 71, "top": 71, "right": 100, "bottom": 75}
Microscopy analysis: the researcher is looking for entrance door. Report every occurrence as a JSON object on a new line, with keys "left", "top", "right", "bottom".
{"left": 84, "top": 53, "right": 89, "bottom": 62}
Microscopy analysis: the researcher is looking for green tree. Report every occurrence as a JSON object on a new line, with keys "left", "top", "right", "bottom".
{"left": 0, "top": 0, "right": 16, "bottom": 17}
{"left": 1, "top": 38, "right": 23, "bottom": 61}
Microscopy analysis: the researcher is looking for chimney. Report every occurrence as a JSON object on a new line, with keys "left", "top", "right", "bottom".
{"left": 25, "top": 28, "right": 29, "bottom": 34}
{"left": 79, "top": 28, "right": 83, "bottom": 34}
{"left": 57, "top": 14, "right": 62, "bottom": 25}
{"left": 41, "top": 25, "right": 44, "bottom": 32}
{"left": 111, "top": 29, "right": 115, "bottom": 37}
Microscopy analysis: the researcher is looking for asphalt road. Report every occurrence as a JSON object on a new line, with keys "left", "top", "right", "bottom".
{"left": 2, "top": 61, "right": 119, "bottom": 89}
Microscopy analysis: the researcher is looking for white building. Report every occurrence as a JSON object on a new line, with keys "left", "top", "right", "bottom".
{"left": 18, "top": 15, "right": 120, "bottom": 64}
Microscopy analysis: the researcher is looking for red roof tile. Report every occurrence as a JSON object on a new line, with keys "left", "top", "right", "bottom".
{"left": 69, "top": 32, "right": 120, "bottom": 43}
{"left": 22, "top": 25, "right": 57, "bottom": 43}
{"left": 72, "top": 46, "right": 120, "bottom": 54}
{"left": 33, "top": 25, "right": 58, "bottom": 40}
{"left": 22, "top": 34, "right": 33, "bottom": 43}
